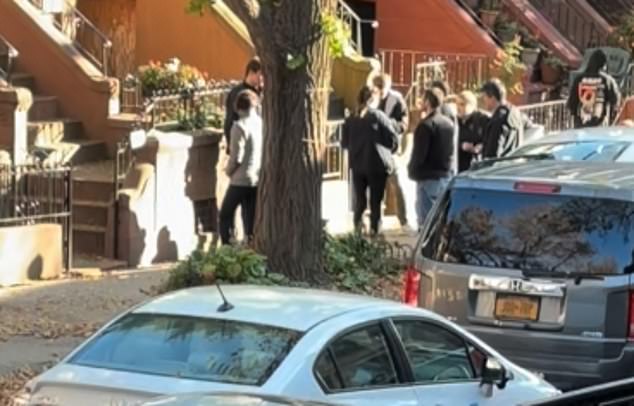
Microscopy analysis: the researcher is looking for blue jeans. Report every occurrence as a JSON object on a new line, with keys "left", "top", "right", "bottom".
{"left": 416, "top": 178, "right": 449, "bottom": 228}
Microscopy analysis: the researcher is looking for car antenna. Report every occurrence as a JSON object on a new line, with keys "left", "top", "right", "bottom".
{"left": 216, "top": 282, "right": 234, "bottom": 313}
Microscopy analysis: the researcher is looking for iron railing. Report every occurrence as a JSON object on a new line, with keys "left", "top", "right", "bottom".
{"left": 530, "top": 0, "right": 608, "bottom": 51}
{"left": 0, "top": 34, "right": 18, "bottom": 82}
{"left": 28, "top": 0, "right": 112, "bottom": 76}
{"left": 0, "top": 163, "right": 72, "bottom": 271}
{"left": 146, "top": 82, "right": 236, "bottom": 130}
{"left": 380, "top": 49, "right": 492, "bottom": 95}
{"left": 323, "top": 120, "right": 348, "bottom": 181}
{"left": 336, "top": 0, "right": 378, "bottom": 56}
{"left": 518, "top": 99, "right": 573, "bottom": 134}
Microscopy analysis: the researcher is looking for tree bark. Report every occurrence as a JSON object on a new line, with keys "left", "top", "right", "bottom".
{"left": 224, "top": 0, "right": 335, "bottom": 282}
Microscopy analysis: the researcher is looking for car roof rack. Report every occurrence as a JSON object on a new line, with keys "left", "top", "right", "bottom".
{"left": 470, "top": 153, "right": 556, "bottom": 171}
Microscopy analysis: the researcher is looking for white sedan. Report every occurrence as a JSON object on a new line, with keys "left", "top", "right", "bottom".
{"left": 18, "top": 286, "right": 559, "bottom": 405}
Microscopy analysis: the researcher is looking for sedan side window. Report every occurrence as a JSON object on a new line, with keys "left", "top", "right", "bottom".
{"left": 394, "top": 320, "right": 477, "bottom": 384}
{"left": 317, "top": 324, "right": 398, "bottom": 391}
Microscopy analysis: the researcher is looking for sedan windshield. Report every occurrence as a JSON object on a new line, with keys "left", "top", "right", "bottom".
{"left": 69, "top": 314, "right": 301, "bottom": 386}
{"left": 512, "top": 141, "right": 629, "bottom": 162}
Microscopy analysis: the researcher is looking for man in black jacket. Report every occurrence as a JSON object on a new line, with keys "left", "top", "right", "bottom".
{"left": 342, "top": 86, "right": 399, "bottom": 236}
{"left": 224, "top": 58, "right": 263, "bottom": 152}
{"left": 372, "top": 73, "right": 410, "bottom": 230}
{"left": 480, "top": 79, "right": 524, "bottom": 159}
{"left": 408, "top": 88, "right": 455, "bottom": 228}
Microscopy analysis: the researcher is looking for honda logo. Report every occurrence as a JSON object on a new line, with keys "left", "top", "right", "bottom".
{"left": 510, "top": 280, "right": 523, "bottom": 292}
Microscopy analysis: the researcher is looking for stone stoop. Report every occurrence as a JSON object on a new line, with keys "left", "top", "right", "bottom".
{"left": 9, "top": 70, "right": 109, "bottom": 165}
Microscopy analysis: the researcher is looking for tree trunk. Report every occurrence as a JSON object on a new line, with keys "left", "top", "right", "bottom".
{"left": 225, "top": 0, "right": 335, "bottom": 282}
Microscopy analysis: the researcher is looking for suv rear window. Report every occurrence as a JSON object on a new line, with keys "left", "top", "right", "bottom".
{"left": 69, "top": 314, "right": 300, "bottom": 386}
{"left": 423, "top": 188, "right": 634, "bottom": 275}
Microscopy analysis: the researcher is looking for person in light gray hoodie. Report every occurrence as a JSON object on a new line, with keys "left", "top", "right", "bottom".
{"left": 219, "top": 89, "right": 263, "bottom": 245}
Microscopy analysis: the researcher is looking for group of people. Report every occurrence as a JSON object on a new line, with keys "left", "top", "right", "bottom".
{"left": 219, "top": 49, "right": 623, "bottom": 244}
{"left": 219, "top": 58, "right": 264, "bottom": 246}
{"left": 342, "top": 74, "right": 526, "bottom": 236}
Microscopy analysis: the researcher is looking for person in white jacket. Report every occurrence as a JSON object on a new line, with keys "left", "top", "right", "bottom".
{"left": 219, "top": 89, "right": 263, "bottom": 245}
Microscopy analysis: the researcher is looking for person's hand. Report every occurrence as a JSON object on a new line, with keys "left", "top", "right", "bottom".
{"left": 473, "top": 144, "right": 483, "bottom": 154}
{"left": 461, "top": 142, "right": 474, "bottom": 152}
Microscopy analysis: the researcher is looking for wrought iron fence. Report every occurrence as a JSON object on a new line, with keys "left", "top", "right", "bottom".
{"left": 146, "top": 82, "right": 237, "bottom": 130}
{"left": 518, "top": 99, "right": 573, "bottom": 134}
{"left": 28, "top": 0, "right": 112, "bottom": 76}
{"left": 530, "top": 0, "right": 608, "bottom": 51}
{"left": 380, "top": 49, "right": 492, "bottom": 93}
{"left": 0, "top": 34, "right": 18, "bottom": 82}
{"left": 0, "top": 163, "right": 72, "bottom": 270}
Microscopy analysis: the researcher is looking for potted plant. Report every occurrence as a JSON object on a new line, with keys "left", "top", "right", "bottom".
{"left": 479, "top": 0, "right": 501, "bottom": 29}
{"left": 494, "top": 18, "right": 520, "bottom": 43}
{"left": 608, "top": 12, "right": 634, "bottom": 55}
{"left": 492, "top": 42, "right": 527, "bottom": 96}
{"left": 540, "top": 54, "right": 566, "bottom": 85}
{"left": 519, "top": 29, "right": 541, "bottom": 67}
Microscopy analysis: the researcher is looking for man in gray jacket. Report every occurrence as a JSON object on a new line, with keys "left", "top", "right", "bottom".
{"left": 219, "top": 89, "right": 263, "bottom": 245}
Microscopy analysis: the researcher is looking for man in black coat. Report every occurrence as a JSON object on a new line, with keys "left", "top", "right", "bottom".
{"left": 408, "top": 88, "right": 455, "bottom": 228}
{"left": 480, "top": 79, "right": 524, "bottom": 159}
{"left": 223, "top": 58, "right": 263, "bottom": 152}
{"left": 372, "top": 73, "right": 410, "bottom": 231}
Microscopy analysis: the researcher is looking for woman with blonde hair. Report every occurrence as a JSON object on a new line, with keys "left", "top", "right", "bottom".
{"left": 456, "top": 90, "right": 490, "bottom": 172}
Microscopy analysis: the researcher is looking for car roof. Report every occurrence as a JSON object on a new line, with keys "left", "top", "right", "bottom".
{"left": 133, "top": 285, "right": 398, "bottom": 332}
{"left": 524, "top": 126, "right": 634, "bottom": 145}
{"left": 458, "top": 160, "right": 634, "bottom": 191}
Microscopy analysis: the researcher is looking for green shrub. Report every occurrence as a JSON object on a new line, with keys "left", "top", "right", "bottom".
{"left": 163, "top": 246, "right": 289, "bottom": 292}
{"left": 324, "top": 233, "right": 402, "bottom": 294}
{"left": 163, "top": 233, "right": 404, "bottom": 295}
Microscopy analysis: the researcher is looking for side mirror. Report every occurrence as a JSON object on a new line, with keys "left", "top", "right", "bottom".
{"left": 481, "top": 357, "right": 509, "bottom": 390}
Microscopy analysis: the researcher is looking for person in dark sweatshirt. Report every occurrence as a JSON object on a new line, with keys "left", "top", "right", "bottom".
{"left": 568, "top": 49, "right": 620, "bottom": 128}
{"left": 342, "top": 85, "right": 399, "bottom": 236}
{"left": 408, "top": 88, "right": 455, "bottom": 228}
{"left": 223, "top": 58, "right": 263, "bottom": 152}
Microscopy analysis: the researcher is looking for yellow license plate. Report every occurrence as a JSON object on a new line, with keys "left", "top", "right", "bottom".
{"left": 495, "top": 294, "right": 539, "bottom": 321}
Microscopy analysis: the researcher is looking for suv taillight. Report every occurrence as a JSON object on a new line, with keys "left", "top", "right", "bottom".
{"left": 627, "top": 292, "right": 634, "bottom": 341}
{"left": 402, "top": 265, "right": 421, "bottom": 307}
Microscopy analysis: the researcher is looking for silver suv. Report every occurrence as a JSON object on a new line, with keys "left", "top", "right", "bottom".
{"left": 409, "top": 159, "right": 634, "bottom": 391}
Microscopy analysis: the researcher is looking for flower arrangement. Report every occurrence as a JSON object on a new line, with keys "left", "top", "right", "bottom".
{"left": 137, "top": 58, "right": 209, "bottom": 97}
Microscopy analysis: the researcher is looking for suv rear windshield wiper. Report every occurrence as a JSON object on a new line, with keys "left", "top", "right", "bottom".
{"left": 522, "top": 270, "right": 606, "bottom": 285}
{"left": 471, "top": 153, "right": 555, "bottom": 171}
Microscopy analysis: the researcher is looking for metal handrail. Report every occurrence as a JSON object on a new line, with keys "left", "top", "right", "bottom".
{"left": 28, "top": 0, "right": 112, "bottom": 77}
{"left": 336, "top": 0, "right": 377, "bottom": 55}
{"left": 0, "top": 34, "right": 19, "bottom": 82}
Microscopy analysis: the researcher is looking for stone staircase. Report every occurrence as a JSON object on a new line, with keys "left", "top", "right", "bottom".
{"left": 8, "top": 69, "right": 108, "bottom": 164}
{"left": 7, "top": 66, "right": 120, "bottom": 262}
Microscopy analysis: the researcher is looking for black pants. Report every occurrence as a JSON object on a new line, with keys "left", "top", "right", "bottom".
{"left": 352, "top": 171, "right": 388, "bottom": 234}
{"left": 219, "top": 185, "right": 257, "bottom": 245}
